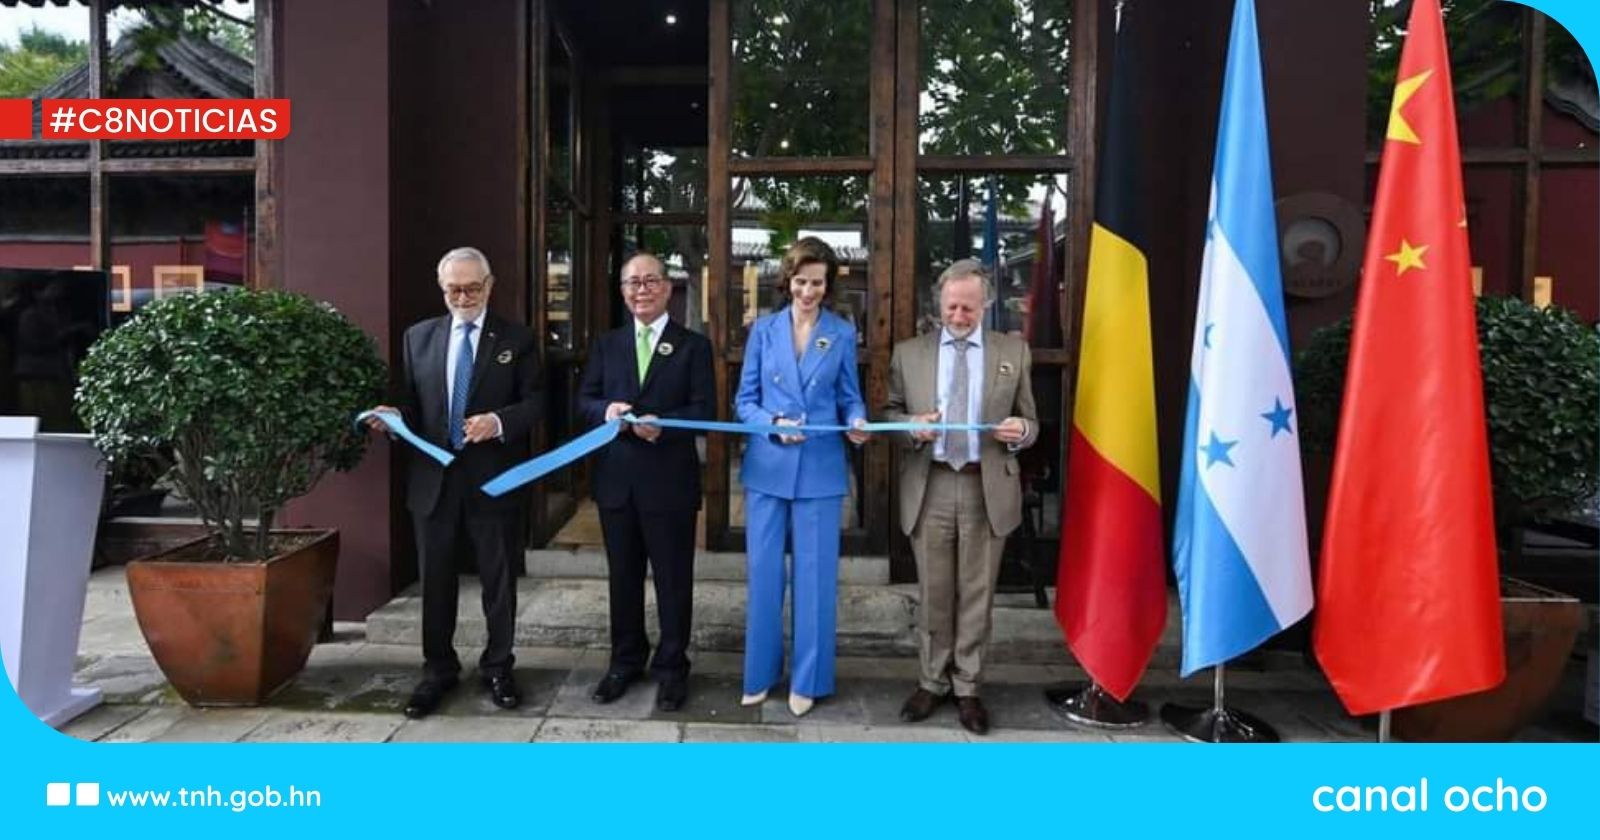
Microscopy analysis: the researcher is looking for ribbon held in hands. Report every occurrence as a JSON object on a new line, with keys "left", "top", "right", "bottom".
{"left": 478, "top": 415, "right": 997, "bottom": 497}
{"left": 356, "top": 409, "right": 455, "bottom": 467}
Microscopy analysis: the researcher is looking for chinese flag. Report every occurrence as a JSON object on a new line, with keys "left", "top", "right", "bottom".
{"left": 1054, "top": 2, "right": 1166, "bottom": 702}
{"left": 1313, "top": 0, "right": 1504, "bottom": 716}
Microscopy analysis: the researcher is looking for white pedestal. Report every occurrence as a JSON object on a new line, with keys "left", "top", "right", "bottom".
{"left": 0, "top": 416, "right": 106, "bottom": 726}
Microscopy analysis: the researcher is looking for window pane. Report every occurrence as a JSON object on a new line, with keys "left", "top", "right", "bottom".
{"left": 916, "top": 172, "right": 1069, "bottom": 346}
{"left": 0, "top": 176, "right": 90, "bottom": 270}
{"left": 729, "top": 174, "right": 869, "bottom": 347}
{"left": 0, "top": 3, "right": 89, "bottom": 159}
{"left": 618, "top": 145, "right": 708, "bottom": 214}
{"left": 616, "top": 224, "right": 710, "bottom": 332}
{"left": 0, "top": 177, "right": 93, "bottom": 432}
{"left": 549, "top": 28, "right": 574, "bottom": 190}
{"left": 0, "top": 3, "right": 88, "bottom": 99}
{"left": 1542, "top": 16, "right": 1598, "bottom": 152}
{"left": 918, "top": 0, "right": 1071, "bottom": 155}
{"left": 545, "top": 206, "right": 576, "bottom": 348}
{"left": 106, "top": 3, "right": 257, "bottom": 158}
{"left": 107, "top": 174, "right": 253, "bottom": 319}
{"left": 1368, "top": 0, "right": 1522, "bottom": 149}
{"left": 1457, "top": 167, "right": 1518, "bottom": 299}
{"left": 731, "top": 0, "right": 871, "bottom": 158}
{"left": 1536, "top": 168, "right": 1599, "bottom": 321}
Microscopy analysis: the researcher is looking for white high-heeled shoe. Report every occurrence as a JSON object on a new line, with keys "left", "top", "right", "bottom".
{"left": 788, "top": 693, "right": 814, "bottom": 717}
{"left": 740, "top": 689, "right": 769, "bottom": 707}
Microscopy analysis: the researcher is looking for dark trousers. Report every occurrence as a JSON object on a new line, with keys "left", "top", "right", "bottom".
{"left": 414, "top": 465, "right": 519, "bottom": 681}
{"left": 598, "top": 500, "right": 697, "bottom": 678}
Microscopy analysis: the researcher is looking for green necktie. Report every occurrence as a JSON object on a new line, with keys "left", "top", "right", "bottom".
{"left": 636, "top": 325, "right": 653, "bottom": 383}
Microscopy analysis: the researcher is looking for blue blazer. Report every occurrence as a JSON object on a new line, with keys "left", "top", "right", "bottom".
{"left": 735, "top": 307, "right": 867, "bottom": 500}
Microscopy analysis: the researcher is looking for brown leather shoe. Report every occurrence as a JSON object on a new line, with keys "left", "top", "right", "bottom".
{"left": 956, "top": 696, "right": 990, "bottom": 735}
{"left": 899, "top": 688, "right": 946, "bottom": 723}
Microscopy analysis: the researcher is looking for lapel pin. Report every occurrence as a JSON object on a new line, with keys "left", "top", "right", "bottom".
{"left": 816, "top": 337, "right": 831, "bottom": 351}
{"left": 999, "top": 361, "right": 1014, "bottom": 375}
{"left": 657, "top": 341, "right": 675, "bottom": 357}
{"left": 497, "top": 349, "right": 513, "bottom": 364}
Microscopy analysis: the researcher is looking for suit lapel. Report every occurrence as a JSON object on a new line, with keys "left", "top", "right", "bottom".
{"left": 981, "top": 329, "right": 1003, "bottom": 423}
{"left": 919, "top": 331, "right": 940, "bottom": 413}
{"left": 468, "top": 316, "right": 498, "bottom": 400}
{"left": 774, "top": 307, "right": 804, "bottom": 403}
{"left": 797, "top": 311, "right": 835, "bottom": 389}
{"left": 425, "top": 317, "right": 451, "bottom": 425}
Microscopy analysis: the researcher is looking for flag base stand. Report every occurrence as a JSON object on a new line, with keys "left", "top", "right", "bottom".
{"left": 1045, "top": 682, "right": 1149, "bottom": 729}
{"left": 1158, "top": 664, "right": 1280, "bottom": 743}
{"left": 1158, "top": 701, "right": 1280, "bottom": 743}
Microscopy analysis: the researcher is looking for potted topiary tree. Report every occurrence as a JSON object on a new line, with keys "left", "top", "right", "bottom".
{"left": 75, "top": 289, "right": 385, "bottom": 706}
{"left": 1296, "top": 295, "right": 1599, "bottom": 740}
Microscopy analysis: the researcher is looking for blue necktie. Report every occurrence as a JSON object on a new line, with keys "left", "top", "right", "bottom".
{"left": 449, "top": 322, "right": 476, "bottom": 450}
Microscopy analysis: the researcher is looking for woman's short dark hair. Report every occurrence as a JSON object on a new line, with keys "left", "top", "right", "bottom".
{"left": 777, "top": 236, "right": 839, "bottom": 304}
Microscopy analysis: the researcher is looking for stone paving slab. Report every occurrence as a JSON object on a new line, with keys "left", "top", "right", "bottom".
{"left": 149, "top": 709, "right": 277, "bottom": 743}
{"left": 58, "top": 704, "right": 148, "bottom": 743}
{"left": 797, "top": 723, "right": 970, "bottom": 743}
{"left": 683, "top": 723, "right": 797, "bottom": 743}
{"left": 534, "top": 718, "right": 682, "bottom": 743}
{"left": 391, "top": 716, "right": 544, "bottom": 743}
{"left": 241, "top": 711, "right": 404, "bottom": 743}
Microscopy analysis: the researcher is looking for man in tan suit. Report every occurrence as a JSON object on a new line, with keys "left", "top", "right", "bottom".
{"left": 883, "top": 259, "right": 1039, "bottom": 735}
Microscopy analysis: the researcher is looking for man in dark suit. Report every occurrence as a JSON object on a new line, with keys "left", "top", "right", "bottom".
{"left": 369, "top": 246, "right": 541, "bottom": 719}
{"left": 577, "top": 252, "right": 714, "bottom": 711}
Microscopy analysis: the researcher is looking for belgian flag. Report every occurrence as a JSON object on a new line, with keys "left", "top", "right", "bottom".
{"left": 1053, "top": 1, "right": 1167, "bottom": 702}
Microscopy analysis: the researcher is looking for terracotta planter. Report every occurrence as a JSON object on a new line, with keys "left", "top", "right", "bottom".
{"left": 125, "top": 529, "right": 338, "bottom": 706}
{"left": 1392, "top": 577, "right": 1583, "bottom": 741}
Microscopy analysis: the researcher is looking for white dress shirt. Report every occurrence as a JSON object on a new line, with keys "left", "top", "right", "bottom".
{"left": 635, "top": 311, "right": 670, "bottom": 359}
{"left": 446, "top": 310, "right": 501, "bottom": 438}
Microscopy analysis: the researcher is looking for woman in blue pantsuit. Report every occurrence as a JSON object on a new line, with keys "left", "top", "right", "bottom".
{"left": 735, "top": 237, "right": 869, "bottom": 716}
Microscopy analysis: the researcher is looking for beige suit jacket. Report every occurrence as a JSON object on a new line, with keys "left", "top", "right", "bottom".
{"left": 883, "top": 328, "right": 1039, "bottom": 537}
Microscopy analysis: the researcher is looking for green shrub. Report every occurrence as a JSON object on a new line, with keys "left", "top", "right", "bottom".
{"left": 76, "top": 289, "right": 386, "bottom": 561}
{"left": 1295, "top": 296, "right": 1600, "bottom": 529}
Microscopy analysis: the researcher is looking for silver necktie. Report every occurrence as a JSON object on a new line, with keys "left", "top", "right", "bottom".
{"left": 946, "top": 338, "right": 971, "bottom": 470}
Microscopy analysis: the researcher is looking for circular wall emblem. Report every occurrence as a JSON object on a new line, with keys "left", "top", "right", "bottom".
{"left": 1275, "top": 192, "right": 1364, "bottom": 300}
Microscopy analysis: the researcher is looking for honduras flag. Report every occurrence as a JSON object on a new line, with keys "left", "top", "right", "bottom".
{"left": 1172, "top": 0, "right": 1312, "bottom": 677}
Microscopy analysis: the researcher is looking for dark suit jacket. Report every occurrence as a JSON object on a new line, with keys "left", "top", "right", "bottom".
{"left": 398, "top": 313, "right": 542, "bottom": 516}
{"left": 577, "top": 320, "right": 715, "bottom": 513}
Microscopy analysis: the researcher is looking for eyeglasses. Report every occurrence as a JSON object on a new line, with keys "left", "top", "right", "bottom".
{"left": 442, "top": 281, "right": 489, "bottom": 300}
{"left": 621, "top": 276, "right": 666, "bottom": 294}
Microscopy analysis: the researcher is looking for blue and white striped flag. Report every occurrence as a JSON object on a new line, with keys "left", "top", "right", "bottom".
{"left": 1172, "top": 0, "right": 1312, "bottom": 676}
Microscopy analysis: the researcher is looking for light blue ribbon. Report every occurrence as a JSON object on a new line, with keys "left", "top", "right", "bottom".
{"left": 480, "top": 419, "right": 623, "bottom": 497}
{"left": 627, "top": 414, "right": 994, "bottom": 436}
{"left": 479, "top": 415, "right": 997, "bottom": 497}
{"left": 355, "top": 409, "right": 455, "bottom": 467}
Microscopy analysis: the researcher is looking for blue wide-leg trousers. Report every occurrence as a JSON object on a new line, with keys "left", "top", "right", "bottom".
{"left": 742, "top": 490, "right": 841, "bottom": 698}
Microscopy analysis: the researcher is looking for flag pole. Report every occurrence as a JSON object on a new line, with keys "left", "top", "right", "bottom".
{"left": 1158, "top": 663, "right": 1281, "bottom": 743}
{"left": 1045, "top": 681, "right": 1149, "bottom": 729}
{"left": 1378, "top": 710, "right": 1392, "bottom": 743}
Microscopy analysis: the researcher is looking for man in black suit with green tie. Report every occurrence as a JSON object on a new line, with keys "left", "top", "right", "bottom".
{"left": 369, "top": 246, "right": 542, "bottom": 719}
{"left": 578, "top": 252, "right": 714, "bottom": 711}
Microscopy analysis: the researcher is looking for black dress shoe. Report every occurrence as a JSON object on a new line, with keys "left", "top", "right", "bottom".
{"left": 590, "top": 671, "right": 639, "bottom": 704}
{"left": 482, "top": 673, "right": 522, "bottom": 710}
{"left": 956, "top": 696, "right": 990, "bottom": 736}
{"left": 403, "top": 676, "right": 459, "bottom": 720}
{"left": 899, "top": 687, "right": 947, "bottom": 723}
{"left": 655, "top": 677, "right": 688, "bottom": 712}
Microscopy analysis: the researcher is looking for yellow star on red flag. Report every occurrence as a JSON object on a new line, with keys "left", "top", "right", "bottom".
{"left": 1387, "top": 69, "right": 1433, "bottom": 145}
{"left": 1385, "top": 239, "right": 1429, "bottom": 276}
